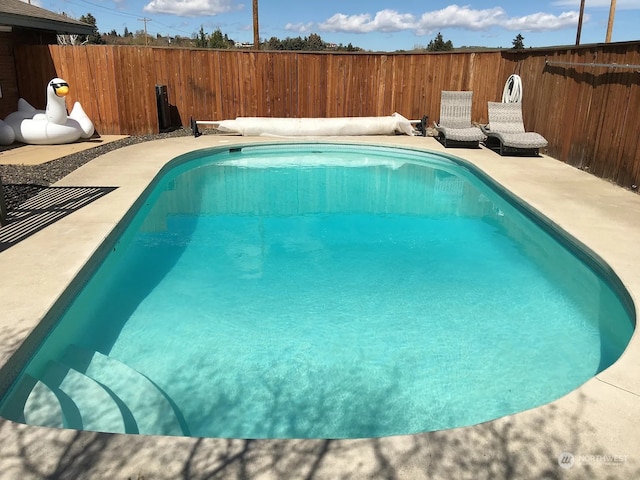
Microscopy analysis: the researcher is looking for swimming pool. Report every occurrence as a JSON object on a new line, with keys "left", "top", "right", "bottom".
{"left": 0, "top": 143, "right": 634, "bottom": 439}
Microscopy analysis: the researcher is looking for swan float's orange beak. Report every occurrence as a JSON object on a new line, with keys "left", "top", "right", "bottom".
{"left": 52, "top": 82, "right": 69, "bottom": 97}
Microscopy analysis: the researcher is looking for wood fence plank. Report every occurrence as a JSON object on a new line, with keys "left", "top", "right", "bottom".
{"left": 11, "top": 43, "right": 640, "bottom": 192}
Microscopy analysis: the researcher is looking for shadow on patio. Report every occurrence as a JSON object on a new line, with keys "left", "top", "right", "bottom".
{"left": 0, "top": 186, "right": 116, "bottom": 252}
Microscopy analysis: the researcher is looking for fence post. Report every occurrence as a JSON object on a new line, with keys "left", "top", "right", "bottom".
{"left": 0, "top": 175, "right": 7, "bottom": 226}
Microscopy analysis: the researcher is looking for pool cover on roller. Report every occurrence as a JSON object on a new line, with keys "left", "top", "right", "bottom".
{"left": 215, "top": 113, "right": 416, "bottom": 136}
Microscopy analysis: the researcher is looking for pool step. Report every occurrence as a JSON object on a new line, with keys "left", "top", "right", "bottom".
{"left": 0, "top": 374, "right": 65, "bottom": 428}
{"left": 1, "top": 348, "right": 189, "bottom": 436}
{"left": 24, "top": 376, "right": 65, "bottom": 428}
{"left": 39, "top": 360, "right": 126, "bottom": 433}
{"left": 62, "top": 345, "right": 188, "bottom": 436}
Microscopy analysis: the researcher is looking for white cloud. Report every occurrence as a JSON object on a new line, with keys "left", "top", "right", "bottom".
{"left": 416, "top": 5, "right": 506, "bottom": 34}
{"left": 551, "top": 0, "right": 640, "bottom": 8}
{"left": 143, "top": 0, "right": 242, "bottom": 17}
{"left": 317, "top": 5, "right": 582, "bottom": 36}
{"left": 503, "top": 12, "right": 581, "bottom": 32}
{"left": 368, "top": 9, "right": 416, "bottom": 32}
{"left": 319, "top": 10, "right": 416, "bottom": 33}
{"left": 285, "top": 22, "right": 315, "bottom": 34}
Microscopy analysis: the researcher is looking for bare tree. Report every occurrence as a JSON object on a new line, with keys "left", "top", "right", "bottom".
{"left": 57, "top": 34, "right": 85, "bottom": 46}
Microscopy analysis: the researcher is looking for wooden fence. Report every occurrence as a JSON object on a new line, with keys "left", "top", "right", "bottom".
{"left": 12, "top": 42, "right": 640, "bottom": 189}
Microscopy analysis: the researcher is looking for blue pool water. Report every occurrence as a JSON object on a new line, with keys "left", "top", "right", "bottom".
{"left": 0, "top": 144, "right": 634, "bottom": 438}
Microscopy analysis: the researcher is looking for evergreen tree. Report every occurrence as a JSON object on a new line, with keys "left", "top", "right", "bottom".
{"left": 209, "top": 28, "right": 227, "bottom": 49}
{"left": 266, "top": 36, "right": 282, "bottom": 50}
{"left": 334, "top": 43, "right": 362, "bottom": 52}
{"left": 305, "top": 33, "right": 325, "bottom": 51}
{"left": 512, "top": 34, "right": 525, "bottom": 49}
{"left": 426, "top": 32, "right": 453, "bottom": 52}
{"left": 283, "top": 36, "right": 305, "bottom": 50}
{"left": 195, "top": 26, "right": 208, "bottom": 48}
{"left": 79, "top": 13, "right": 105, "bottom": 44}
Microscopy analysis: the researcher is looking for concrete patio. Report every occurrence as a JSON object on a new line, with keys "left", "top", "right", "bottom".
{"left": 0, "top": 134, "right": 638, "bottom": 479}
{"left": 0, "top": 136, "right": 129, "bottom": 166}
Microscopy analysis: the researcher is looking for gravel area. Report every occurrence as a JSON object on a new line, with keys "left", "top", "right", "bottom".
{"left": 0, "top": 127, "right": 206, "bottom": 212}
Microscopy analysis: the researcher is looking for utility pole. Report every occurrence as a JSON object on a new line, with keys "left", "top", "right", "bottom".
{"left": 138, "top": 17, "right": 151, "bottom": 46}
{"left": 606, "top": 0, "right": 617, "bottom": 42}
{"left": 252, "top": 0, "right": 259, "bottom": 50}
{"left": 576, "top": 0, "right": 585, "bottom": 45}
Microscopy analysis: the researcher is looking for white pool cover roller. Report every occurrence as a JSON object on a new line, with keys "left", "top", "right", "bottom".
{"left": 216, "top": 113, "right": 415, "bottom": 136}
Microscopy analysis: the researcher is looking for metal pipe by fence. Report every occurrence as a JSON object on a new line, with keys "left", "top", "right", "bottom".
{"left": 545, "top": 59, "right": 640, "bottom": 70}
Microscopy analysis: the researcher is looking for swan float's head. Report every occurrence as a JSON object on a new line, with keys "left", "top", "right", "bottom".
{"left": 46, "top": 77, "right": 70, "bottom": 125}
{"left": 50, "top": 79, "right": 70, "bottom": 97}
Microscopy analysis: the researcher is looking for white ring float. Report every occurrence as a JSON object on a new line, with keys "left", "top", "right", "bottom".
{"left": 501, "top": 74, "right": 523, "bottom": 103}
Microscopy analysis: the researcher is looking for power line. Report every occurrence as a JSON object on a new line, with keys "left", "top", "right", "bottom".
{"left": 61, "top": 0, "right": 195, "bottom": 37}
{"left": 67, "top": 0, "right": 139, "bottom": 19}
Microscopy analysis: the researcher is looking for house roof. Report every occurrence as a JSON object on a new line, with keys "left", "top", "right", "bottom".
{"left": 0, "top": 0, "right": 95, "bottom": 35}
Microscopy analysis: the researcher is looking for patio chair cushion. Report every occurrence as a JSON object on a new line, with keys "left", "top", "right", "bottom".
{"left": 484, "top": 130, "right": 548, "bottom": 149}
{"left": 435, "top": 125, "right": 485, "bottom": 142}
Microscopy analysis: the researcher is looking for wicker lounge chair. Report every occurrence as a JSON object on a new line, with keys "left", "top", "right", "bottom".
{"left": 434, "top": 91, "right": 485, "bottom": 148}
{"left": 481, "top": 102, "right": 548, "bottom": 156}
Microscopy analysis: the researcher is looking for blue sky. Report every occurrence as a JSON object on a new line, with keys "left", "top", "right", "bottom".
{"left": 31, "top": 0, "right": 640, "bottom": 50}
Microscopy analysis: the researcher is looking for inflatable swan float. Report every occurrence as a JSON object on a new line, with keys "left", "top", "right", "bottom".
{"left": 2, "top": 78, "right": 94, "bottom": 145}
{"left": 0, "top": 119, "right": 14, "bottom": 145}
